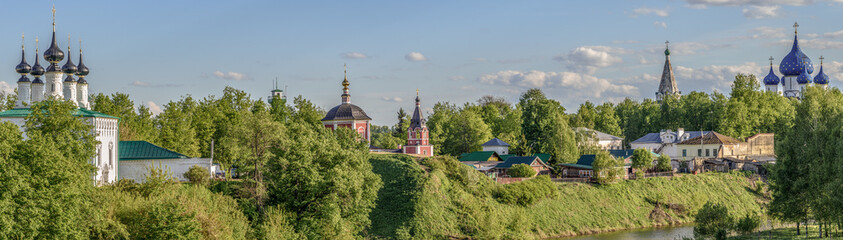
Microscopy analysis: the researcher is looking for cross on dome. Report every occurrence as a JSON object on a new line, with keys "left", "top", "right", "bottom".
{"left": 794, "top": 22, "right": 799, "bottom": 34}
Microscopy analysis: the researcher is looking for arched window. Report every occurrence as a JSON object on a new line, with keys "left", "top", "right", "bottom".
{"left": 109, "top": 142, "right": 114, "bottom": 167}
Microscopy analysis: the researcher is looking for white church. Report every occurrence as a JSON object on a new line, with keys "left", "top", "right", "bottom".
{"left": 0, "top": 8, "right": 212, "bottom": 185}
{"left": 763, "top": 22, "right": 831, "bottom": 98}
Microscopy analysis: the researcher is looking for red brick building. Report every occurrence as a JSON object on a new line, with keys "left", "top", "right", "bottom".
{"left": 321, "top": 67, "right": 371, "bottom": 142}
{"left": 402, "top": 91, "right": 433, "bottom": 156}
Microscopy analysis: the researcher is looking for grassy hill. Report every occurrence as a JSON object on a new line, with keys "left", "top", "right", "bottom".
{"left": 367, "top": 154, "right": 768, "bottom": 239}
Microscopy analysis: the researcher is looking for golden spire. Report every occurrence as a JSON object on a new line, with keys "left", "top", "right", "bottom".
{"left": 793, "top": 22, "right": 799, "bottom": 34}
{"left": 416, "top": 89, "right": 419, "bottom": 96}
{"left": 820, "top": 56, "right": 824, "bottom": 66}
{"left": 79, "top": 39, "right": 82, "bottom": 55}
{"left": 769, "top": 56, "right": 774, "bottom": 67}
{"left": 21, "top": 33, "right": 25, "bottom": 51}
{"left": 36, "top": 36, "right": 39, "bottom": 51}
{"left": 342, "top": 63, "right": 349, "bottom": 90}
{"left": 52, "top": 5, "right": 56, "bottom": 32}
{"left": 67, "top": 34, "right": 71, "bottom": 52}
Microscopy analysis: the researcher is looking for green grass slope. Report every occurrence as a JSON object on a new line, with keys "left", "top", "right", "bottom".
{"left": 368, "top": 154, "right": 767, "bottom": 240}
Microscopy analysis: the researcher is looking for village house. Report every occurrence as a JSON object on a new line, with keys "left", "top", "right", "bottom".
{"left": 492, "top": 156, "right": 551, "bottom": 177}
{"left": 118, "top": 141, "right": 213, "bottom": 183}
{"left": 574, "top": 127, "right": 624, "bottom": 150}
{"left": 481, "top": 138, "right": 510, "bottom": 155}
{"left": 630, "top": 128, "right": 709, "bottom": 159}
{"left": 676, "top": 132, "right": 776, "bottom": 173}
{"left": 558, "top": 150, "right": 647, "bottom": 179}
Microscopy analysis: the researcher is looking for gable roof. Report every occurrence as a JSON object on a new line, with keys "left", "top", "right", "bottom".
{"left": 574, "top": 127, "right": 622, "bottom": 141}
{"left": 119, "top": 141, "right": 188, "bottom": 160}
{"left": 631, "top": 131, "right": 710, "bottom": 144}
{"left": 0, "top": 107, "right": 119, "bottom": 119}
{"left": 481, "top": 138, "right": 510, "bottom": 147}
{"left": 678, "top": 132, "right": 742, "bottom": 145}
{"left": 459, "top": 151, "right": 500, "bottom": 162}
{"left": 495, "top": 156, "right": 545, "bottom": 169}
{"left": 499, "top": 154, "right": 516, "bottom": 161}
{"left": 532, "top": 153, "right": 551, "bottom": 163}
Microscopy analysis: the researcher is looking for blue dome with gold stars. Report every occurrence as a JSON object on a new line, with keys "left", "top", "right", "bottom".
{"left": 763, "top": 65, "right": 780, "bottom": 85}
{"left": 796, "top": 67, "right": 813, "bottom": 84}
{"left": 814, "top": 63, "right": 829, "bottom": 85}
{"left": 779, "top": 30, "right": 814, "bottom": 76}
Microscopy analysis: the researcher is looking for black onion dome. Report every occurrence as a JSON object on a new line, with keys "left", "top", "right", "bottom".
{"left": 76, "top": 51, "right": 89, "bottom": 77}
{"left": 321, "top": 103, "right": 372, "bottom": 121}
{"left": 62, "top": 47, "right": 77, "bottom": 75}
{"left": 18, "top": 75, "right": 31, "bottom": 83}
{"left": 15, "top": 49, "right": 31, "bottom": 75}
{"left": 76, "top": 77, "right": 87, "bottom": 84}
{"left": 63, "top": 74, "right": 75, "bottom": 83}
{"left": 31, "top": 51, "right": 45, "bottom": 77}
{"left": 44, "top": 31, "right": 64, "bottom": 63}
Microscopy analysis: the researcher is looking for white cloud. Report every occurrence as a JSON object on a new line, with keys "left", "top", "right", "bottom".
{"left": 684, "top": 0, "right": 810, "bottom": 7}
{"left": 381, "top": 97, "right": 403, "bottom": 102}
{"left": 674, "top": 62, "right": 762, "bottom": 90}
{"left": 0, "top": 81, "right": 13, "bottom": 95}
{"left": 449, "top": 75, "right": 465, "bottom": 81}
{"left": 654, "top": 21, "right": 668, "bottom": 28}
{"left": 826, "top": 61, "right": 843, "bottom": 81}
{"left": 823, "top": 30, "right": 843, "bottom": 38}
{"left": 630, "top": 7, "right": 670, "bottom": 17}
{"left": 146, "top": 101, "right": 163, "bottom": 116}
{"left": 212, "top": 71, "right": 250, "bottom": 81}
{"left": 477, "top": 70, "right": 637, "bottom": 98}
{"left": 556, "top": 46, "right": 624, "bottom": 74}
{"left": 405, "top": 52, "right": 428, "bottom": 62}
{"left": 742, "top": 6, "right": 781, "bottom": 19}
{"left": 340, "top": 52, "right": 370, "bottom": 59}
{"left": 748, "top": 27, "right": 786, "bottom": 39}
{"left": 774, "top": 38, "right": 843, "bottom": 49}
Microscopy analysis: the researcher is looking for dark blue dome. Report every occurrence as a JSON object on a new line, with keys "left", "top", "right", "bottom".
{"left": 779, "top": 35, "right": 814, "bottom": 76}
{"left": 30, "top": 51, "right": 45, "bottom": 77}
{"left": 763, "top": 65, "right": 779, "bottom": 85}
{"left": 62, "top": 46, "right": 77, "bottom": 75}
{"left": 796, "top": 68, "right": 813, "bottom": 84}
{"left": 814, "top": 65, "right": 829, "bottom": 85}
{"left": 15, "top": 49, "right": 31, "bottom": 75}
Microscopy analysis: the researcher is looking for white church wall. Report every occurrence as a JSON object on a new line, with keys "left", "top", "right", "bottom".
{"left": 119, "top": 158, "right": 213, "bottom": 183}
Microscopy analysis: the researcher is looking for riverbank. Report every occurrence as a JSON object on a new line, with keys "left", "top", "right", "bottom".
{"left": 731, "top": 226, "right": 843, "bottom": 239}
{"left": 367, "top": 154, "right": 769, "bottom": 239}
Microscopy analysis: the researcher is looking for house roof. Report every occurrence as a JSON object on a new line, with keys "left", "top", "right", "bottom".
{"left": 499, "top": 154, "right": 516, "bottom": 161}
{"left": 575, "top": 127, "right": 622, "bottom": 141}
{"left": 0, "top": 107, "right": 119, "bottom": 119}
{"left": 321, "top": 103, "right": 372, "bottom": 121}
{"left": 678, "top": 132, "right": 741, "bottom": 145}
{"left": 631, "top": 131, "right": 710, "bottom": 144}
{"left": 533, "top": 153, "right": 551, "bottom": 163}
{"left": 481, "top": 138, "right": 510, "bottom": 147}
{"left": 459, "top": 151, "right": 500, "bottom": 162}
{"left": 495, "top": 156, "right": 545, "bottom": 169}
{"left": 119, "top": 141, "right": 188, "bottom": 160}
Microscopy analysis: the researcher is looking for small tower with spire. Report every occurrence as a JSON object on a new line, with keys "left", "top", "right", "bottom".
{"left": 77, "top": 40, "right": 90, "bottom": 109}
{"left": 15, "top": 34, "right": 32, "bottom": 108}
{"left": 402, "top": 89, "right": 434, "bottom": 156}
{"left": 268, "top": 78, "right": 286, "bottom": 104}
{"left": 321, "top": 64, "right": 372, "bottom": 142}
{"left": 814, "top": 56, "right": 830, "bottom": 88}
{"left": 30, "top": 37, "right": 46, "bottom": 103}
{"left": 341, "top": 64, "right": 351, "bottom": 104}
{"left": 62, "top": 35, "right": 78, "bottom": 106}
{"left": 43, "top": 6, "right": 66, "bottom": 99}
{"left": 656, "top": 40, "right": 680, "bottom": 101}
{"left": 763, "top": 56, "right": 781, "bottom": 95}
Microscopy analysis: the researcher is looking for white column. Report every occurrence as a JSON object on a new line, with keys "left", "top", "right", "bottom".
{"left": 30, "top": 83, "right": 45, "bottom": 102}
{"left": 16, "top": 82, "right": 31, "bottom": 108}
{"left": 77, "top": 84, "right": 89, "bottom": 109}
{"left": 45, "top": 71, "right": 64, "bottom": 99}
{"left": 64, "top": 80, "right": 77, "bottom": 106}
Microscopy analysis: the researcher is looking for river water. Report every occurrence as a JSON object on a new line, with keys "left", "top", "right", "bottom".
{"left": 558, "top": 225, "right": 695, "bottom": 240}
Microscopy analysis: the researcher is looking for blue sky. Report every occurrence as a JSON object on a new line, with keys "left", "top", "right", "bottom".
{"left": 2, "top": 1, "right": 843, "bottom": 125}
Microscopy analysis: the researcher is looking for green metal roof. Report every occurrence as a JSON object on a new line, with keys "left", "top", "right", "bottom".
{"left": 0, "top": 108, "right": 119, "bottom": 119}
{"left": 533, "top": 153, "right": 551, "bottom": 163}
{"left": 496, "top": 156, "right": 545, "bottom": 169}
{"left": 559, "top": 163, "right": 593, "bottom": 170}
{"left": 459, "top": 151, "right": 500, "bottom": 162}
{"left": 499, "top": 154, "right": 516, "bottom": 161}
{"left": 119, "top": 141, "right": 188, "bottom": 160}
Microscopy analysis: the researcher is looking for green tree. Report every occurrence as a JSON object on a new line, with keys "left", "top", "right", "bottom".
{"left": 442, "top": 109, "right": 493, "bottom": 155}
{"left": 656, "top": 154, "right": 672, "bottom": 172}
{"left": 291, "top": 95, "right": 325, "bottom": 127}
{"left": 734, "top": 213, "right": 760, "bottom": 235}
{"left": 265, "top": 123, "right": 381, "bottom": 239}
{"left": 592, "top": 151, "right": 621, "bottom": 184}
{"left": 230, "top": 107, "right": 285, "bottom": 214}
{"left": 507, "top": 163, "right": 537, "bottom": 178}
{"left": 694, "top": 202, "right": 734, "bottom": 240}
{"left": 594, "top": 102, "right": 622, "bottom": 137}
{"left": 157, "top": 101, "right": 200, "bottom": 157}
{"left": 571, "top": 101, "right": 597, "bottom": 129}
{"left": 519, "top": 89, "right": 578, "bottom": 164}
{"left": 183, "top": 165, "right": 211, "bottom": 186}
{"left": 426, "top": 102, "right": 458, "bottom": 155}
{"left": 631, "top": 148, "right": 654, "bottom": 176}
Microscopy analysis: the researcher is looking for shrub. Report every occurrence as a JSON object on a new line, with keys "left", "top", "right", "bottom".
{"left": 257, "top": 207, "right": 304, "bottom": 240}
{"left": 121, "top": 201, "right": 202, "bottom": 240}
{"left": 734, "top": 213, "right": 760, "bottom": 235}
{"left": 507, "top": 163, "right": 536, "bottom": 178}
{"left": 493, "top": 175, "right": 558, "bottom": 206}
{"left": 657, "top": 154, "right": 672, "bottom": 172}
{"left": 183, "top": 165, "right": 211, "bottom": 186}
{"left": 694, "top": 202, "right": 734, "bottom": 240}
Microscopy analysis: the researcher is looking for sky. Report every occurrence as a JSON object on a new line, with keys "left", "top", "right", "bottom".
{"left": 2, "top": 1, "right": 843, "bottom": 125}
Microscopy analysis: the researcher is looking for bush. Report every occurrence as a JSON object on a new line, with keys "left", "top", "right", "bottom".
{"left": 734, "top": 213, "right": 760, "bottom": 235}
{"left": 121, "top": 201, "right": 202, "bottom": 240}
{"left": 183, "top": 165, "right": 211, "bottom": 186}
{"left": 507, "top": 163, "right": 536, "bottom": 177}
{"left": 694, "top": 202, "right": 734, "bottom": 240}
{"left": 493, "top": 175, "right": 558, "bottom": 206}
{"left": 657, "top": 154, "right": 672, "bottom": 172}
